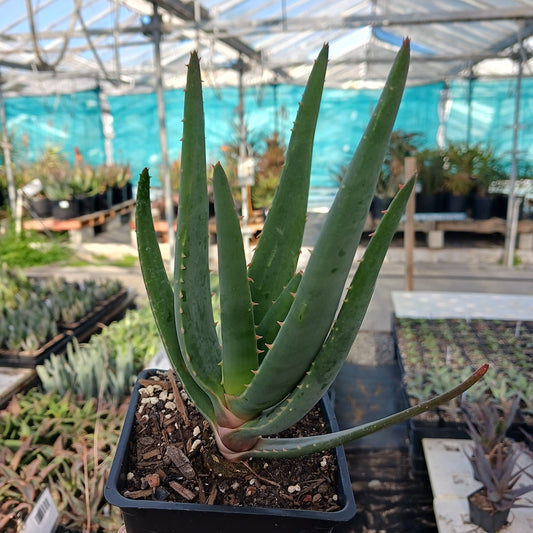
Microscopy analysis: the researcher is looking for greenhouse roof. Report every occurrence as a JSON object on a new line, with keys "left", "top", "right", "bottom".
{"left": 0, "top": 0, "right": 532, "bottom": 96}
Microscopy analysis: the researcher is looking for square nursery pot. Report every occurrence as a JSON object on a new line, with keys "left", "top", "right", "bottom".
{"left": 409, "top": 418, "right": 469, "bottom": 476}
{"left": 52, "top": 198, "right": 80, "bottom": 220}
{"left": 105, "top": 369, "right": 356, "bottom": 533}
{"left": 468, "top": 488, "right": 510, "bottom": 533}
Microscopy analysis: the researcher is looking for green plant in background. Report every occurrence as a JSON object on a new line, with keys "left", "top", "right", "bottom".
{"left": 37, "top": 305, "right": 161, "bottom": 404}
{"left": 36, "top": 276, "right": 123, "bottom": 324}
{"left": 416, "top": 148, "right": 446, "bottom": 195}
{"left": 136, "top": 40, "right": 487, "bottom": 462}
{"left": 376, "top": 130, "right": 422, "bottom": 198}
{"left": 0, "top": 388, "right": 125, "bottom": 531}
{"left": 251, "top": 132, "right": 285, "bottom": 210}
{"left": 70, "top": 163, "right": 100, "bottom": 197}
{"left": 444, "top": 142, "right": 506, "bottom": 197}
{"left": 0, "top": 266, "right": 124, "bottom": 351}
{"left": 1, "top": 304, "right": 161, "bottom": 529}
{"left": 463, "top": 396, "right": 520, "bottom": 455}
{"left": 37, "top": 337, "right": 135, "bottom": 407}
{"left": 0, "top": 303, "right": 58, "bottom": 352}
{"left": 220, "top": 128, "right": 284, "bottom": 210}
{"left": 0, "top": 262, "right": 32, "bottom": 308}
{"left": 95, "top": 163, "right": 132, "bottom": 190}
{"left": 0, "top": 227, "right": 72, "bottom": 267}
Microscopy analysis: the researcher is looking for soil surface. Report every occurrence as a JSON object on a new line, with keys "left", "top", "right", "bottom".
{"left": 122, "top": 370, "right": 341, "bottom": 512}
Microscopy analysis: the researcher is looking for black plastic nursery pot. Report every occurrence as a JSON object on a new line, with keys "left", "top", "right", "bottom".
{"left": 76, "top": 194, "right": 96, "bottom": 215}
{"left": 408, "top": 418, "right": 469, "bottom": 476}
{"left": 468, "top": 489, "right": 510, "bottom": 533}
{"left": 105, "top": 369, "right": 356, "bottom": 533}
{"left": 28, "top": 196, "right": 53, "bottom": 218}
{"left": 52, "top": 198, "right": 80, "bottom": 220}
{"left": 370, "top": 196, "right": 392, "bottom": 220}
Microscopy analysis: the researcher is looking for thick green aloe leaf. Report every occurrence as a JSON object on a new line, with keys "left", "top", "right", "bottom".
{"left": 227, "top": 178, "right": 415, "bottom": 441}
{"left": 247, "top": 44, "right": 328, "bottom": 324}
{"left": 135, "top": 168, "right": 215, "bottom": 422}
{"left": 212, "top": 163, "right": 258, "bottom": 395}
{"left": 174, "top": 51, "right": 224, "bottom": 400}
{"left": 255, "top": 272, "right": 302, "bottom": 362}
{"left": 229, "top": 364, "right": 489, "bottom": 459}
{"left": 230, "top": 40, "right": 410, "bottom": 419}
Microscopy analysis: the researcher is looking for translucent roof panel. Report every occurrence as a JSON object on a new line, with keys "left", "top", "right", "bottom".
{"left": 0, "top": 0, "right": 532, "bottom": 96}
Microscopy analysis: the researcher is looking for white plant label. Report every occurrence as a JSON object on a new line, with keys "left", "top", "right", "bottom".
{"left": 21, "top": 488, "right": 58, "bottom": 533}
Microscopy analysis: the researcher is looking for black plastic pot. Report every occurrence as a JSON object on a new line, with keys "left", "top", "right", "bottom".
{"left": 472, "top": 195, "right": 493, "bottom": 220}
{"left": 415, "top": 193, "right": 438, "bottom": 213}
{"left": 112, "top": 185, "right": 129, "bottom": 205}
{"left": 370, "top": 197, "right": 392, "bottom": 219}
{"left": 76, "top": 194, "right": 96, "bottom": 215}
{"left": 124, "top": 182, "right": 133, "bottom": 201}
{"left": 105, "top": 369, "right": 356, "bottom": 533}
{"left": 28, "top": 196, "right": 53, "bottom": 218}
{"left": 468, "top": 489, "right": 510, "bottom": 533}
{"left": 95, "top": 189, "right": 113, "bottom": 211}
{"left": 52, "top": 198, "right": 80, "bottom": 220}
{"left": 446, "top": 194, "right": 468, "bottom": 213}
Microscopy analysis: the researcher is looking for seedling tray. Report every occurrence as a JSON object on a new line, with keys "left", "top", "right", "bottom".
{"left": 58, "top": 288, "right": 129, "bottom": 335}
{"left": 0, "top": 288, "right": 135, "bottom": 368}
{"left": 0, "top": 332, "right": 73, "bottom": 368}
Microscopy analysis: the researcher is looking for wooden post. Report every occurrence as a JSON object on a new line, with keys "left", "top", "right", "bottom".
{"left": 403, "top": 157, "right": 417, "bottom": 291}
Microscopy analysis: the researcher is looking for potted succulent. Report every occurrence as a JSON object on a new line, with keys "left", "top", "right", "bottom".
{"left": 371, "top": 130, "right": 420, "bottom": 218}
{"left": 463, "top": 396, "right": 520, "bottom": 464}
{"left": 469, "top": 144, "right": 506, "bottom": 220}
{"left": 105, "top": 40, "right": 488, "bottom": 532}
{"left": 415, "top": 148, "right": 446, "bottom": 212}
{"left": 467, "top": 441, "right": 533, "bottom": 532}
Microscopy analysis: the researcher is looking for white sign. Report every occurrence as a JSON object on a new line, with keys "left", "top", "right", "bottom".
{"left": 21, "top": 178, "right": 43, "bottom": 198}
{"left": 21, "top": 488, "right": 58, "bottom": 533}
{"left": 237, "top": 157, "right": 255, "bottom": 186}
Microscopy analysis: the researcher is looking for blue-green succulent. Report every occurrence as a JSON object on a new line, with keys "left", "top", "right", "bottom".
{"left": 136, "top": 39, "right": 487, "bottom": 461}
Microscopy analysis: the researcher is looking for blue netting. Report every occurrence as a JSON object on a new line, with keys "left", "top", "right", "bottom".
{"left": 5, "top": 89, "right": 105, "bottom": 165}
{"left": 447, "top": 77, "right": 533, "bottom": 169}
{"left": 108, "top": 82, "right": 443, "bottom": 189}
{"left": 5, "top": 78, "right": 532, "bottom": 192}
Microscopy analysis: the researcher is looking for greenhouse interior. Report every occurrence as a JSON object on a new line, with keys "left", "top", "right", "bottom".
{"left": 1, "top": 1, "right": 533, "bottom": 532}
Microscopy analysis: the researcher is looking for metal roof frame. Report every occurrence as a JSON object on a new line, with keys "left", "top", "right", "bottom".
{"left": 0, "top": 1, "right": 532, "bottom": 96}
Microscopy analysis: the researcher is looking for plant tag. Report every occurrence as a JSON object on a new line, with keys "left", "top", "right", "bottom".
{"left": 22, "top": 178, "right": 43, "bottom": 197}
{"left": 21, "top": 488, "right": 58, "bottom": 533}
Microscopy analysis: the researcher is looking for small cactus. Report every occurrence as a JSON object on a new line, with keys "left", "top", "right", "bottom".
{"left": 136, "top": 39, "right": 487, "bottom": 461}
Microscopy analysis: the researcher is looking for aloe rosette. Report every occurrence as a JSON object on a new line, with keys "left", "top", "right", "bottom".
{"left": 136, "top": 39, "right": 488, "bottom": 461}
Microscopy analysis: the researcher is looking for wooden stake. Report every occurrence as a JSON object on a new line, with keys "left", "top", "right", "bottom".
{"left": 403, "top": 157, "right": 417, "bottom": 291}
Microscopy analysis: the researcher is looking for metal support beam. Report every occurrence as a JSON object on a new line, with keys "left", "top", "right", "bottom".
{"left": 503, "top": 33, "right": 525, "bottom": 268}
{"left": 152, "top": 0, "right": 290, "bottom": 81}
{"left": 191, "top": 7, "right": 533, "bottom": 34}
{"left": 150, "top": 4, "right": 174, "bottom": 271}
{"left": 0, "top": 75, "right": 16, "bottom": 213}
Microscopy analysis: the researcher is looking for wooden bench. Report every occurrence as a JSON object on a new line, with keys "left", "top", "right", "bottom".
{"left": 23, "top": 199, "right": 136, "bottom": 245}
{"left": 370, "top": 212, "right": 533, "bottom": 249}
{"left": 130, "top": 214, "right": 265, "bottom": 246}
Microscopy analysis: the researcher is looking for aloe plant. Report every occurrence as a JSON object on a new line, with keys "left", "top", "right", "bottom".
{"left": 136, "top": 40, "right": 487, "bottom": 461}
